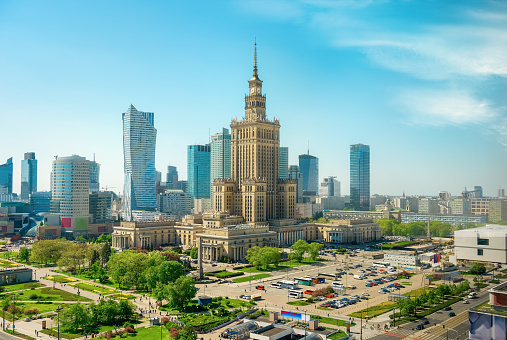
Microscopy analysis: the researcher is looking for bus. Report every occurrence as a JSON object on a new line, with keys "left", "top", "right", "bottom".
{"left": 373, "top": 261, "right": 390, "bottom": 268}
{"left": 288, "top": 290, "right": 303, "bottom": 299}
{"left": 304, "top": 276, "right": 325, "bottom": 284}
{"left": 277, "top": 280, "right": 299, "bottom": 289}
{"left": 294, "top": 277, "right": 314, "bottom": 286}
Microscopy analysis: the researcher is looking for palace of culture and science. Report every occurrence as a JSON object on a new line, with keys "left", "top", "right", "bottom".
{"left": 111, "top": 42, "right": 381, "bottom": 261}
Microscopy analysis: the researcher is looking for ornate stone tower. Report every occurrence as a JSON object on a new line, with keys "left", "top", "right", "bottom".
{"left": 214, "top": 39, "right": 296, "bottom": 223}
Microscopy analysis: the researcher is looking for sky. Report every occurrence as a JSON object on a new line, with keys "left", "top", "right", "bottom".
{"left": 1, "top": 0, "right": 506, "bottom": 198}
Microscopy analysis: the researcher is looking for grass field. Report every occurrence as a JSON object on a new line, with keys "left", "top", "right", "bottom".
{"left": 2, "top": 282, "right": 44, "bottom": 292}
{"left": 70, "top": 282, "right": 117, "bottom": 295}
{"left": 232, "top": 273, "right": 271, "bottom": 283}
{"left": 0, "top": 252, "right": 18, "bottom": 260}
{"left": 348, "top": 301, "right": 396, "bottom": 318}
{"left": 160, "top": 298, "right": 247, "bottom": 314}
{"left": 327, "top": 331, "right": 348, "bottom": 340}
{"left": 110, "top": 293, "right": 136, "bottom": 300}
{"left": 5, "top": 287, "right": 91, "bottom": 302}
{"left": 287, "top": 300, "right": 313, "bottom": 306}
{"left": 94, "top": 325, "right": 173, "bottom": 339}
{"left": 45, "top": 275, "right": 78, "bottom": 283}
{"left": 310, "top": 315, "right": 353, "bottom": 327}
{"left": 0, "top": 259, "right": 19, "bottom": 268}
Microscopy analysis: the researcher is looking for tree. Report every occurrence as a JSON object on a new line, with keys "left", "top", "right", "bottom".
{"left": 167, "top": 276, "right": 196, "bottom": 310}
{"left": 189, "top": 247, "right": 198, "bottom": 259}
{"left": 18, "top": 247, "right": 30, "bottom": 263}
{"left": 59, "top": 303, "right": 91, "bottom": 333}
{"left": 100, "top": 242, "right": 112, "bottom": 266}
{"left": 152, "top": 282, "right": 171, "bottom": 304}
{"left": 470, "top": 262, "right": 486, "bottom": 275}
{"left": 179, "top": 326, "right": 197, "bottom": 340}
{"left": 91, "top": 261, "right": 106, "bottom": 281}
{"left": 118, "top": 300, "right": 135, "bottom": 321}
{"left": 246, "top": 246, "right": 262, "bottom": 269}
{"left": 290, "top": 240, "right": 309, "bottom": 263}
{"left": 91, "top": 299, "right": 120, "bottom": 326}
{"left": 308, "top": 243, "right": 323, "bottom": 261}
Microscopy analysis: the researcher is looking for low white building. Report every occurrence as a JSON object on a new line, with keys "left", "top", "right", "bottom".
{"left": 383, "top": 253, "right": 420, "bottom": 268}
{"left": 455, "top": 224, "right": 507, "bottom": 264}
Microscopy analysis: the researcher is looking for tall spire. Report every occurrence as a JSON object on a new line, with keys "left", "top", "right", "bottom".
{"left": 253, "top": 37, "right": 259, "bottom": 79}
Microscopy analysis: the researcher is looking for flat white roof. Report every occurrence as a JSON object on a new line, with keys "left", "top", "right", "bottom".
{"left": 455, "top": 224, "right": 507, "bottom": 235}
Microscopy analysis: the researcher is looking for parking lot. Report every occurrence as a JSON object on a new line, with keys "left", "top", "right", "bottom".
{"left": 203, "top": 247, "right": 427, "bottom": 319}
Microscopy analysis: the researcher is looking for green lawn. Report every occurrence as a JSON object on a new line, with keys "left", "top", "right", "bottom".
{"left": 40, "top": 329, "right": 83, "bottom": 339}
{"left": 70, "top": 282, "right": 117, "bottom": 295}
{"left": 1, "top": 282, "right": 44, "bottom": 292}
{"left": 310, "top": 315, "right": 352, "bottom": 327}
{"left": 0, "top": 259, "right": 20, "bottom": 268}
{"left": 160, "top": 298, "right": 248, "bottom": 314}
{"left": 205, "top": 270, "right": 243, "bottom": 278}
{"left": 4, "top": 287, "right": 91, "bottom": 302}
{"left": 45, "top": 275, "right": 78, "bottom": 283}
{"left": 94, "top": 325, "right": 173, "bottom": 339}
{"left": 179, "top": 310, "right": 245, "bottom": 331}
{"left": 348, "top": 301, "right": 396, "bottom": 318}
{"left": 232, "top": 273, "right": 271, "bottom": 283}
{"left": 0, "top": 252, "right": 18, "bottom": 260}
{"left": 327, "top": 330, "right": 348, "bottom": 340}
{"left": 317, "top": 306, "right": 332, "bottom": 311}
{"left": 3, "top": 330, "right": 36, "bottom": 340}
{"left": 16, "top": 301, "right": 76, "bottom": 314}
{"left": 287, "top": 300, "right": 313, "bottom": 306}
{"left": 110, "top": 293, "right": 136, "bottom": 300}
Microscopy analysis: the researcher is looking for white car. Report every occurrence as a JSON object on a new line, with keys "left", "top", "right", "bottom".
{"left": 378, "top": 290, "right": 387, "bottom": 294}
{"left": 358, "top": 270, "right": 365, "bottom": 273}
{"left": 463, "top": 299, "right": 469, "bottom": 304}
{"left": 348, "top": 285, "right": 356, "bottom": 289}
{"left": 362, "top": 292, "right": 370, "bottom": 296}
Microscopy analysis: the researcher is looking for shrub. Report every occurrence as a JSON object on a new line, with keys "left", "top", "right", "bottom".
{"left": 7, "top": 305, "right": 21, "bottom": 314}
{"left": 125, "top": 326, "right": 136, "bottom": 333}
{"left": 170, "top": 328, "right": 180, "bottom": 338}
{"left": 29, "top": 294, "right": 38, "bottom": 300}
{"left": 24, "top": 309, "right": 39, "bottom": 315}
{"left": 161, "top": 317, "right": 170, "bottom": 324}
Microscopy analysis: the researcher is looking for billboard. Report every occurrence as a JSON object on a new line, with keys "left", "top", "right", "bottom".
{"left": 469, "top": 311, "right": 507, "bottom": 340}
{"left": 281, "top": 311, "right": 310, "bottom": 321}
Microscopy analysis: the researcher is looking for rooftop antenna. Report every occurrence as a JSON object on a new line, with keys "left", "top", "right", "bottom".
{"left": 308, "top": 140, "right": 310, "bottom": 155}
{"left": 93, "top": 153, "right": 95, "bottom": 162}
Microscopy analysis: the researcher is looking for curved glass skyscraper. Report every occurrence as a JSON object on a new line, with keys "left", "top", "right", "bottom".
{"left": 122, "top": 104, "right": 157, "bottom": 221}
{"left": 350, "top": 144, "right": 370, "bottom": 211}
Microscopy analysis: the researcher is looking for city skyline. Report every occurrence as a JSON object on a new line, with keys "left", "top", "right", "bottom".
{"left": 1, "top": 0, "right": 506, "bottom": 197}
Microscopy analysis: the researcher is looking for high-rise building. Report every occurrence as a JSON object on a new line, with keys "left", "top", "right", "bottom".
{"left": 489, "top": 199, "right": 507, "bottom": 222}
{"left": 319, "top": 176, "right": 340, "bottom": 197}
{"left": 166, "top": 166, "right": 179, "bottom": 189}
{"left": 0, "top": 158, "right": 13, "bottom": 195}
{"left": 89, "top": 159, "right": 100, "bottom": 193}
{"left": 159, "top": 190, "right": 194, "bottom": 216}
{"left": 299, "top": 154, "right": 319, "bottom": 196}
{"left": 288, "top": 165, "right": 303, "bottom": 203}
{"left": 20, "top": 152, "right": 37, "bottom": 200}
{"left": 213, "top": 40, "right": 296, "bottom": 222}
{"left": 187, "top": 144, "right": 211, "bottom": 199}
{"left": 279, "top": 147, "right": 289, "bottom": 179}
{"left": 30, "top": 191, "right": 52, "bottom": 214}
{"left": 89, "top": 191, "right": 113, "bottom": 223}
{"left": 350, "top": 143, "right": 370, "bottom": 211}
{"left": 499, "top": 189, "right": 505, "bottom": 198}
{"left": 122, "top": 104, "right": 157, "bottom": 221}
{"left": 51, "top": 155, "right": 90, "bottom": 236}
{"left": 419, "top": 197, "right": 440, "bottom": 214}
{"left": 210, "top": 128, "right": 231, "bottom": 202}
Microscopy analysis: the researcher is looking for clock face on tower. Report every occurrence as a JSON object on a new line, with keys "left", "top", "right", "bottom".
{"left": 251, "top": 88, "right": 255, "bottom": 93}
{"left": 257, "top": 88, "right": 261, "bottom": 93}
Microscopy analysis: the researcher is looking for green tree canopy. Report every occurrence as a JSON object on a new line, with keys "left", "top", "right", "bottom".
{"left": 190, "top": 247, "right": 198, "bottom": 259}
{"left": 18, "top": 247, "right": 30, "bottom": 263}
{"left": 290, "top": 240, "right": 309, "bottom": 263}
{"left": 167, "top": 276, "right": 196, "bottom": 310}
{"left": 308, "top": 243, "right": 323, "bottom": 261}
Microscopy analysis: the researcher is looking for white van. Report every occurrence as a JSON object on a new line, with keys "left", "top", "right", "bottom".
{"left": 288, "top": 290, "right": 303, "bottom": 299}
{"left": 468, "top": 292, "right": 477, "bottom": 299}
{"left": 270, "top": 283, "right": 282, "bottom": 289}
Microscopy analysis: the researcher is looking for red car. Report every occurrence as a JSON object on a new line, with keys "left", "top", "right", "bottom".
{"left": 320, "top": 303, "right": 330, "bottom": 307}
{"left": 381, "top": 279, "right": 388, "bottom": 283}
{"left": 372, "top": 282, "right": 378, "bottom": 286}
{"left": 326, "top": 294, "right": 334, "bottom": 298}
{"left": 304, "top": 290, "right": 314, "bottom": 295}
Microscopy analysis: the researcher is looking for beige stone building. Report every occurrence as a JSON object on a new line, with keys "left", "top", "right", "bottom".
{"left": 213, "top": 41, "right": 296, "bottom": 224}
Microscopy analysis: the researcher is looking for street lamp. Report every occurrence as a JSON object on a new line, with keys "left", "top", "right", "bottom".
{"left": 444, "top": 326, "right": 458, "bottom": 340}
{"left": 56, "top": 304, "right": 62, "bottom": 340}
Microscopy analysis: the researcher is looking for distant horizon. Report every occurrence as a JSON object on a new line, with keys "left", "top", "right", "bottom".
{"left": 1, "top": 0, "right": 505, "bottom": 198}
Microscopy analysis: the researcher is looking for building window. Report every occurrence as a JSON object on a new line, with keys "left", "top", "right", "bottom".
{"left": 477, "top": 238, "right": 489, "bottom": 246}
{"left": 477, "top": 249, "right": 483, "bottom": 256}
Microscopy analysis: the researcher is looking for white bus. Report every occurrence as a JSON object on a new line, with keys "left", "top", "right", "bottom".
{"left": 332, "top": 281, "right": 344, "bottom": 288}
{"left": 270, "top": 283, "right": 282, "bottom": 289}
{"left": 373, "top": 261, "right": 390, "bottom": 268}
{"left": 277, "top": 280, "right": 299, "bottom": 289}
{"left": 288, "top": 290, "right": 303, "bottom": 299}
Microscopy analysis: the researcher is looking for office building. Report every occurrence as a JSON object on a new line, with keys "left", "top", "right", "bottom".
{"left": 51, "top": 155, "right": 90, "bottom": 236}
{"left": 122, "top": 104, "right": 157, "bottom": 221}
{"left": 319, "top": 176, "right": 340, "bottom": 197}
{"left": 469, "top": 281, "right": 507, "bottom": 340}
{"left": 383, "top": 253, "right": 420, "bottom": 268}
{"left": 193, "top": 198, "right": 211, "bottom": 214}
{"left": 489, "top": 199, "right": 507, "bottom": 222}
{"left": 20, "top": 152, "right": 37, "bottom": 200}
{"left": 299, "top": 154, "right": 319, "bottom": 195}
{"left": 89, "top": 159, "right": 100, "bottom": 193}
{"left": 350, "top": 144, "right": 370, "bottom": 211}
{"left": 288, "top": 165, "right": 303, "bottom": 203}
{"left": 213, "top": 41, "right": 296, "bottom": 223}
{"left": 177, "top": 180, "right": 187, "bottom": 193}
{"left": 89, "top": 191, "right": 113, "bottom": 223}
{"left": 499, "top": 189, "right": 505, "bottom": 198}
{"left": 418, "top": 198, "right": 439, "bottom": 214}
{"left": 402, "top": 212, "right": 486, "bottom": 226}
{"left": 279, "top": 147, "right": 288, "bottom": 179}
{"left": 187, "top": 144, "right": 211, "bottom": 199}
{"left": 210, "top": 128, "right": 231, "bottom": 202}
{"left": 159, "top": 190, "right": 194, "bottom": 216}
{"left": 166, "top": 166, "right": 179, "bottom": 189}
{"left": 455, "top": 224, "right": 507, "bottom": 264}
{"left": 29, "top": 191, "right": 52, "bottom": 214}
{"left": 0, "top": 158, "right": 13, "bottom": 195}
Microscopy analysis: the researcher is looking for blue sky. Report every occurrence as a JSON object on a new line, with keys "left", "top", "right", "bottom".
{"left": 1, "top": 0, "right": 506, "bottom": 197}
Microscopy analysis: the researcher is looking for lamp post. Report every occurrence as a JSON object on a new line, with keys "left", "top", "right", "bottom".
{"left": 444, "top": 326, "right": 458, "bottom": 340}
{"left": 56, "top": 304, "right": 62, "bottom": 340}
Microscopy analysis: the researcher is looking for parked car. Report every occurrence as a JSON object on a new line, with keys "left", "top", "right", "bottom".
{"left": 444, "top": 306, "right": 452, "bottom": 311}
{"left": 348, "top": 285, "right": 356, "bottom": 289}
{"left": 256, "top": 285, "right": 265, "bottom": 290}
{"left": 448, "top": 312, "right": 456, "bottom": 317}
{"left": 420, "top": 318, "right": 429, "bottom": 325}
{"left": 304, "top": 290, "right": 315, "bottom": 295}
{"left": 416, "top": 324, "right": 424, "bottom": 330}
{"left": 378, "top": 290, "right": 387, "bottom": 294}
{"left": 326, "top": 294, "right": 334, "bottom": 298}
{"left": 315, "top": 296, "right": 326, "bottom": 301}
{"left": 463, "top": 299, "right": 469, "bottom": 304}
{"left": 365, "top": 284, "right": 373, "bottom": 287}
{"left": 320, "top": 303, "right": 330, "bottom": 307}
{"left": 362, "top": 292, "right": 370, "bottom": 296}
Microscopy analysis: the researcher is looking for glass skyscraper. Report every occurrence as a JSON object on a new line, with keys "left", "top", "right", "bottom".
{"left": 299, "top": 154, "right": 319, "bottom": 195}
{"left": 89, "top": 160, "right": 100, "bottom": 193}
{"left": 288, "top": 165, "right": 303, "bottom": 203}
{"left": 210, "top": 128, "right": 231, "bottom": 201}
{"left": 21, "top": 152, "right": 37, "bottom": 200}
{"left": 166, "top": 166, "right": 178, "bottom": 189}
{"left": 279, "top": 147, "right": 289, "bottom": 179}
{"left": 0, "top": 158, "right": 13, "bottom": 195}
{"left": 122, "top": 104, "right": 157, "bottom": 221}
{"left": 350, "top": 143, "right": 370, "bottom": 211}
{"left": 187, "top": 144, "right": 211, "bottom": 199}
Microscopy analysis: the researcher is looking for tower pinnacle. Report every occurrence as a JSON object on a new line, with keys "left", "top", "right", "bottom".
{"left": 253, "top": 37, "right": 259, "bottom": 79}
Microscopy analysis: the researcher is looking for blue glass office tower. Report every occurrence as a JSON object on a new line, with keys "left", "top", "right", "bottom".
{"left": 122, "top": 105, "right": 157, "bottom": 221}
{"left": 299, "top": 154, "right": 319, "bottom": 195}
{"left": 350, "top": 144, "right": 370, "bottom": 211}
{"left": 0, "top": 158, "right": 13, "bottom": 195}
{"left": 279, "top": 147, "right": 289, "bottom": 179}
{"left": 21, "top": 152, "right": 37, "bottom": 200}
{"left": 210, "top": 128, "right": 231, "bottom": 201}
{"left": 89, "top": 160, "right": 100, "bottom": 193}
{"left": 187, "top": 144, "right": 211, "bottom": 199}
